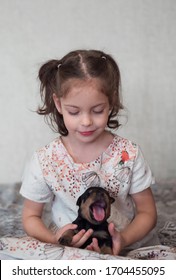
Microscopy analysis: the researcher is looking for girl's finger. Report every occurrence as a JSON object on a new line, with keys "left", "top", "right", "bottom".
{"left": 72, "top": 228, "right": 93, "bottom": 247}
{"left": 86, "top": 238, "right": 100, "bottom": 253}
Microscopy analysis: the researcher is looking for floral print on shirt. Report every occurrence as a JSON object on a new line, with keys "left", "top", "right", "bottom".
{"left": 37, "top": 135, "right": 137, "bottom": 199}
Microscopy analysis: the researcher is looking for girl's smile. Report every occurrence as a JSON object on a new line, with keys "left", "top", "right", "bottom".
{"left": 79, "top": 130, "right": 95, "bottom": 136}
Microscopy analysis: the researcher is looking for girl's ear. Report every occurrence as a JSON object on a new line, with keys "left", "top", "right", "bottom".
{"left": 53, "top": 93, "right": 62, "bottom": 114}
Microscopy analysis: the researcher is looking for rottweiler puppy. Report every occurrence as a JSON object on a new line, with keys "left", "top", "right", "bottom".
{"left": 59, "top": 186, "right": 115, "bottom": 254}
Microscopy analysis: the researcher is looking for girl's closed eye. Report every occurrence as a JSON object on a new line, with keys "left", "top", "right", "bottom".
{"left": 93, "top": 109, "right": 104, "bottom": 114}
{"left": 64, "top": 105, "right": 80, "bottom": 115}
{"left": 69, "top": 110, "right": 104, "bottom": 115}
{"left": 68, "top": 111, "right": 79, "bottom": 115}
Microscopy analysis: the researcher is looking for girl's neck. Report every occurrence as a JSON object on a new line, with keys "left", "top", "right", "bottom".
{"left": 61, "top": 131, "right": 114, "bottom": 163}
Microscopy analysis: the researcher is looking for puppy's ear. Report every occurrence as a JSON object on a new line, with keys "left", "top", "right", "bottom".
{"left": 76, "top": 189, "right": 90, "bottom": 206}
{"left": 110, "top": 197, "right": 115, "bottom": 204}
{"left": 76, "top": 195, "right": 83, "bottom": 206}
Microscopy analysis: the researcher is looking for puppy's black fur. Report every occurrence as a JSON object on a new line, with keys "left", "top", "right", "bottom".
{"left": 59, "top": 187, "right": 115, "bottom": 254}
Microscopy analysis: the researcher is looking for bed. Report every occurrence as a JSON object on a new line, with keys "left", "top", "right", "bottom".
{"left": 0, "top": 182, "right": 176, "bottom": 260}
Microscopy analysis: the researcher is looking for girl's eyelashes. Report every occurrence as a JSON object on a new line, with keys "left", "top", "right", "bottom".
{"left": 68, "top": 111, "right": 79, "bottom": 115}
{"left": 93, "top": 109, "right": 104, "bottom": 114}
{"left": 68, "top": 110, "right": 104, "bottom": 115}
{"left": 65, "top": 105, "right": 106, "bottom": 115}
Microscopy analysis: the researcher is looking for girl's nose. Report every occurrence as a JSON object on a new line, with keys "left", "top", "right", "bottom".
{"left": 81, "top": 114, "right": 93, "bottom": 126}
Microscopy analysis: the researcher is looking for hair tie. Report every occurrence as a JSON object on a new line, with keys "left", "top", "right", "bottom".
{"left": 101, "top": 55, "right": 106, "bottom": 60}
{"left": 57, "top": 63, "right": 62, "bottom": 69}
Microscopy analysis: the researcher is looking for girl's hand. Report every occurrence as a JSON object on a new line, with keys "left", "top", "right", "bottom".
{"left": 55, "top": 223, "right": 93, "bottom": 248}
{"left": 108, "top": 222, "right": 125, "bottom": 255}
{"left": 55, "top": 223, "right": 124, "bottom": 255}
{"left": 86, "top": 223, "right": 124, "bottom": 255}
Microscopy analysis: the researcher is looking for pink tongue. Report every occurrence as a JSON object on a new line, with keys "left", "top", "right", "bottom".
{"left": 93, "top": 205, "right": 105, "bottom": 221}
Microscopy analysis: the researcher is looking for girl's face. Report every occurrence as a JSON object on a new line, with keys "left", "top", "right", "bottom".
{"left": 53, "top": 78, "right": 110, "bottom": 144}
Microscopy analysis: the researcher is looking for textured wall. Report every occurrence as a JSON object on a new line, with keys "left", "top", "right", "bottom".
{"left": 0, "top": 0, "right": 176, "bottom": 183}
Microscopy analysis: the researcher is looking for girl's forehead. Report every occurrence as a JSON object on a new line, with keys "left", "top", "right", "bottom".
{"left": 60, "top": 78, "right": 109, "bottom": 106}
{"left": 61, "top": 78, "right": 106, "bottom": 97}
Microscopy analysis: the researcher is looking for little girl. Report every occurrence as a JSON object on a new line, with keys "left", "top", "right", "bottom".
{"left": 20, "top": 49, "right": 158, "bottom": 255}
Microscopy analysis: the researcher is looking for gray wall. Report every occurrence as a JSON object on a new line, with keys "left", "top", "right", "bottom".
{"left": 0, "top": 0, "right": 176, "bottom": 183}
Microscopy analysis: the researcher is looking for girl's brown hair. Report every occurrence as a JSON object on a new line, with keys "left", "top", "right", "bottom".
{"left": 37, "top": 49, "right": 123, "bottom": 135}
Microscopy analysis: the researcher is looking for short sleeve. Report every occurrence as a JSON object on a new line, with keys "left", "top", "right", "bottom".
{"left": 20, "top": 152, "right": 53, "bottom": 203}
{"left": 129, "top": 146, "right": 154, "bottom": 194}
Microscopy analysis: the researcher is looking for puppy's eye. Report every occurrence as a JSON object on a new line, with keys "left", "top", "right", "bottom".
{"left": 86, "top": 188, "right": 91, "bottom": 193}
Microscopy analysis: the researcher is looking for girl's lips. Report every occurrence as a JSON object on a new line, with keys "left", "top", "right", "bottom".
{"left": 80, "top": 131, "right": 95, "bottom": 136}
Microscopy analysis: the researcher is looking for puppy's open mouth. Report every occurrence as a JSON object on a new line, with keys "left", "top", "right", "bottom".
{"left": 90, "top": 200, "right": 106, "bottom": 222}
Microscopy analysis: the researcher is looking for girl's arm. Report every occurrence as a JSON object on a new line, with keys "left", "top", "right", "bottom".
{"left": 22, "top": 198, "right": 57, "bottom": 243}
{"left": 109, "top": 187, "right": 157, "bottom": 254}
{"left": 22, "top": 199, "right": 93, "bottom": 245}
{"left": 121, "top": 187, "right": 157, "bottom": 246}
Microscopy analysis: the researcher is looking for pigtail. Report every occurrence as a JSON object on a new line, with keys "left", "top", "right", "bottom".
{"left": 98, "top": 52, "right": 124, "bottom": 129}
{"left": 38, "top": 59, "right": 59, "bottom": 114}
{"left": 37, "top": 60, "right": 68, "bottom": 135}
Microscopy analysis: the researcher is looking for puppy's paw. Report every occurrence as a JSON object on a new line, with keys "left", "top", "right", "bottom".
{"left": 58, "top": 235, "right": 72, "bottom": 246}
{"left": 100, "top": 243, "right": 113, "bottom": 255}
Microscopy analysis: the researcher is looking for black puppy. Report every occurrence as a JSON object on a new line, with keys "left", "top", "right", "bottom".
{"left": 59, "top": 187, "right": 115, "bottom": 254}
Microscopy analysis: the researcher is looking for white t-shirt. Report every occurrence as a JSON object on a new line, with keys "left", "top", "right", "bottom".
{"left": 20, "top": 135, "right": 157, "bottom": 248}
